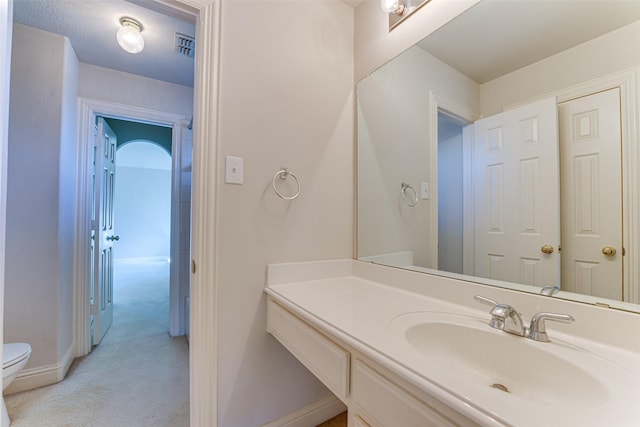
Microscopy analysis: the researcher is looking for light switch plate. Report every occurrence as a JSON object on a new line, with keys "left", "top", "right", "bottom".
{"left": 421, "top": 182, "right": 429, "bottom": 200}
{"left": 225, "top": 156, "right": 243, "bottom": 184}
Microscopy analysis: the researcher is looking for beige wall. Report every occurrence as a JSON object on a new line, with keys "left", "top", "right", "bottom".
{"left": 354, "top": 0, "right": 480, "bottom": 81}
{"left": 78, "top": 62, "right": 193, "bottom": 117}
{"left": 58, "top": 25, "right": 79, "bottom": 365}
{"left": 215, "top": 1, "right": 354, "bottom": 425}
{"left": 5, "top": 24, "right": 78, "bottom": 372}
{"left": 480, "top": 20, "right": 640, "bottom": 115}
{"left": 357, "top": 45, "right": 478, "bottom": 266}
{"left": 0, "top": 0, "right": 12, "bottom": 377}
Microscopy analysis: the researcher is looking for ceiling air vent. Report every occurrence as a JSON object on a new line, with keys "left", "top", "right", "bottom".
{"left": 175, "top": 33, "right": 195, "bottom": 59}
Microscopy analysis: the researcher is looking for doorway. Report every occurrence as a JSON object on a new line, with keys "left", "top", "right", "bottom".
{"left": 437, "top": 111, "right": 466, "bottom": 274}
{"left": 77, "top": 100, "right": 192, "bottom": 355}
{"left": 113, "top": 138, "right": 172, "bottom": 264}
{"left": 90, "top": 117, "right": 176, "bottom": 346}
{"left": 2, "top": 0, "right": 221, "bottom": 423}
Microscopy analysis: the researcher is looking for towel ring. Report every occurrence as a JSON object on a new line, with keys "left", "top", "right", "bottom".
{"left": 272, "top": 168, "right": 301, "bottom": 200}
{"left": 401, "top": 182, "right": 418, "bottom": 207}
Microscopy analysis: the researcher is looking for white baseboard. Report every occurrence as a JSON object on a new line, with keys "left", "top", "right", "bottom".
{"left": 261, "top": 395, "right": 347, "bottom": 427}
{"left": 5, "top": 345, "right": 74, "bottom": 395}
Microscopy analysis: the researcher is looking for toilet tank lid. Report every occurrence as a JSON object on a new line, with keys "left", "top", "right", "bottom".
{"left": 3, "top": 343, "right": 31, "bottom": 368}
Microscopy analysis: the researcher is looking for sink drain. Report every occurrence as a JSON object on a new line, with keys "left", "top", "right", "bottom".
{"left": 490, "top": 383, "right": 510, "bottom": 393}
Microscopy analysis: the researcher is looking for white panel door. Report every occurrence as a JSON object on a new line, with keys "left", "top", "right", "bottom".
{"left": 559, "top": 88, "right": 622, "bottom": 300}
{"left": 92, "top": 117, "right": 117, "bottom": 345}
{"left": 473, "top": 97, "right": 559, "bottom": 286}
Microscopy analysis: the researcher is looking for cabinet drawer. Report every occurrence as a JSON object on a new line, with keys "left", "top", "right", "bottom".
{"left": 353, "top": 360, "right": 458, "bottom": 427}
{"left": 267, "top": 298, "right": 350, "bottom": 398}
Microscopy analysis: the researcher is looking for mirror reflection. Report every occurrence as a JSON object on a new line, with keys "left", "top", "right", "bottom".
{"left": 357, "top": 0, "right": 640, "bottom": 311}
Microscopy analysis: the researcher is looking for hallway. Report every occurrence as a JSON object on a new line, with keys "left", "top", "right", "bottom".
{"left": 5, "top": 259, "right": 189, "bottom": 426}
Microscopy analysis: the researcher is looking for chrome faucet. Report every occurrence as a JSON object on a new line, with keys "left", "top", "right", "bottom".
{"left": 474, "top": 295, "right": 525, "bottom": 336}
{"left": 526, "top": 312, "right": 575, "bottom": 342}
{"left": 474, "top": 295, "right": 575, "bottom": 342}
{"left": 540, "top": 285, "right": 560, "bottom": 296}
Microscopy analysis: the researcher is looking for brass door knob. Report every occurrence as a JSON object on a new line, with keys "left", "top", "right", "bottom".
{"left": 602, "top": 246, "right": 616, "bottom": 257}
{"left": 541, "top": 245, "right": 554, "bottom": 254}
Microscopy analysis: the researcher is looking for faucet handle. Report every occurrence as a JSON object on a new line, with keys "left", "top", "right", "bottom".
{"left": 474, "top": 295, "right": 525, "bottom": 336}
{"left": 474, "top": 295, "right": 502, "bottom": 329}
{"left": 474, "top": 295, "right": 498, "bottom": 308}
{"left": 527, "top": 312, "right": 575, "bottom": 342}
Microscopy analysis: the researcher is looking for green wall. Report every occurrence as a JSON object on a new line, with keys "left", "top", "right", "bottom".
{"left": 104, "top": 117, "right": 172, "bottom": 154}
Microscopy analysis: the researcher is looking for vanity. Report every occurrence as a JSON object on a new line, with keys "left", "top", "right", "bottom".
{"left": 265, "top": 259, "right": 640, "bottom": 427}
{"left": 263, "top": 2, "right": 640, "bottom": 425}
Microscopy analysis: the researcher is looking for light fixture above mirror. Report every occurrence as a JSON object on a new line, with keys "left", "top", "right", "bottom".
{"left": 384, "top": 0, "right": 432, "bottom": 31}
{"left": 381, "top": 0, "right": 405, "bottom": 15}
{"left": 117, "top": 17, "right": 144, "bottom": 54}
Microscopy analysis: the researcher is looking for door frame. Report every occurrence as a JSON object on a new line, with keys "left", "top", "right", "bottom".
{"left": 72, "top": 2, "right": 221, "bottom": 426}
{"left": 74, "top": 98, "right": 186, "bottom": 356}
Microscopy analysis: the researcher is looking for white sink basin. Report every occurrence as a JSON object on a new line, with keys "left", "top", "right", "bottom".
{"left": 390, "top": 312, "right": 610, "bottom": 408}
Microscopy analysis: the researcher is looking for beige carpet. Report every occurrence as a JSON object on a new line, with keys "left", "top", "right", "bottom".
{"left": 5, "top": 259, "right": 189, "bottom": 427}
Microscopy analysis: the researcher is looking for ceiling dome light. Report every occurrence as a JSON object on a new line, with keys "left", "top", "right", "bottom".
{"left": 381, "top": 0, "right": 405, "bottom": 15}
{"left": 117, "top": 17, "right": 144, "bottom": 54}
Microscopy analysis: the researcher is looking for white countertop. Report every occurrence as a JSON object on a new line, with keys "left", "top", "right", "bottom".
{"left": 265, "top": 260, "right": 640, "bottom": 427}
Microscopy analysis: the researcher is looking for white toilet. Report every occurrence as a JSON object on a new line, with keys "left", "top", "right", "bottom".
{"left": 2, "top": 343, "right": 31, "bottom": 426}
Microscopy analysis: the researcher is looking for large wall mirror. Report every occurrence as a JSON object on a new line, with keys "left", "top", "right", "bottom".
{"left": 357, "top": 0, "right": 640, "bottom": 313}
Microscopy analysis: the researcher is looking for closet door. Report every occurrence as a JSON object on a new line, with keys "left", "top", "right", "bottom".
{"left": 559, "top": 88, "right": 623, "bottom": 300}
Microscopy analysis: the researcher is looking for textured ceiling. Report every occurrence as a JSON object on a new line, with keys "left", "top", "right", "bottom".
{"left": 13, "top": 0, "right": 195, "bottom": 87}
{"left": 417, "top": 0, "right": 640, "bottom": 84}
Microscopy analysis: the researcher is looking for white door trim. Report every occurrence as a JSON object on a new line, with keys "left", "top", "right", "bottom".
{"left": 157, "top": 1, "right": 221, "bottom": 426}
{"left": 507, "top": 68, "right": 639, "bottom": 303}
{"left": 74, "top": 98, "right": 186, "bottom": 355}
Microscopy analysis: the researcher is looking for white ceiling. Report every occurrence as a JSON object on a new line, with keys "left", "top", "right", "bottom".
{"left": 13, "top": 0, "right": 195, "bottom": 87}
{"left": 417, "top": 0, "right": 640, "bottom": 84}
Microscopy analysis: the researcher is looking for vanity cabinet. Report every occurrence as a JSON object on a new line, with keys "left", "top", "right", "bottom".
{"left": 266, "top": 298, "right": 480, "bottom": 427}
{"left": 350, "top": 359, "right": 467, "bottom": 427}
{"left": 266, "top": 299, "right": 350, "bottom": 399}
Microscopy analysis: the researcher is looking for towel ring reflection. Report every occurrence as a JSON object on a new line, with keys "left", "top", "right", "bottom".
{"left": 401, "top": 182, "right": 418, "bottom": 207}
{"left": 272, "top": 168, "right": 301, "bottom": 200}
